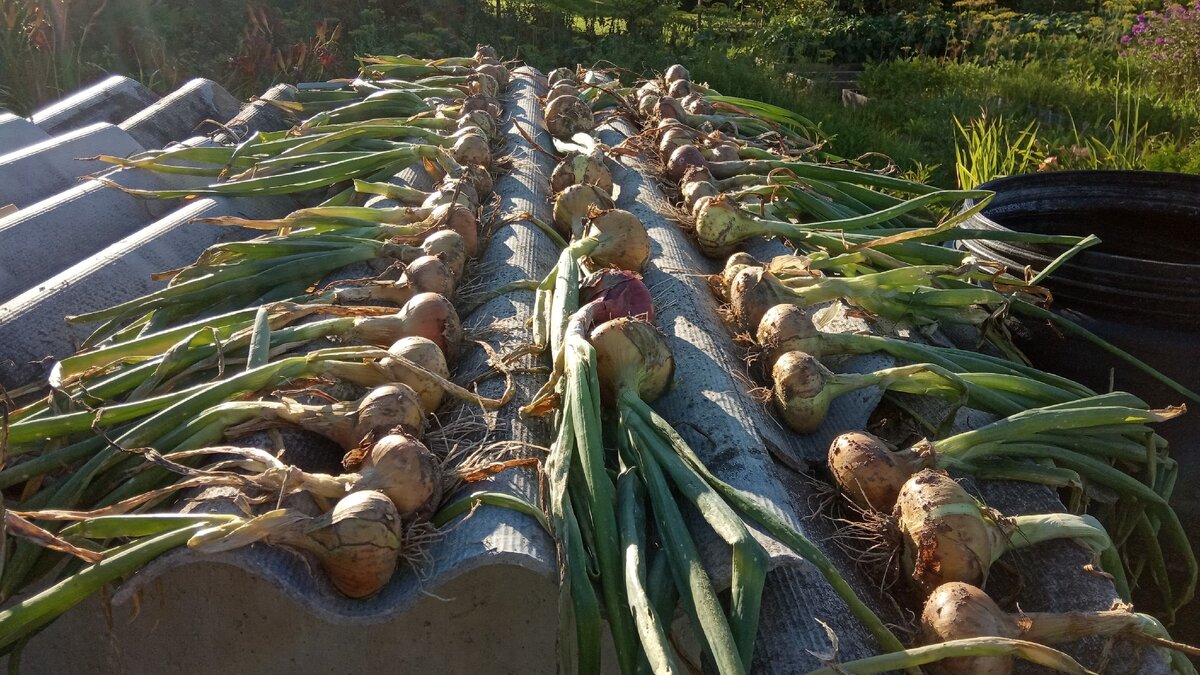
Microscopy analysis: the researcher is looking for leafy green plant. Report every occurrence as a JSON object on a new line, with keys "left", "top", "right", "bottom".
{"left": 954, "top": 111, "right": 1044, "bottom": 188}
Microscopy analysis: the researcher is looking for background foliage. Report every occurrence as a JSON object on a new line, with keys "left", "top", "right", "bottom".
{"left": 1, "top": 0, "right": 1197, "bottom": 186}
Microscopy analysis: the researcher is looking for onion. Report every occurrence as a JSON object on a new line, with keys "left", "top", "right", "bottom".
{"left": 755, "top": 303, "right": 815, "bottom": 366}
{"left": 728, "top": 266, "right": 792, "bottom": 332}
{"left": 770, "top": 351, "right": 841, "bottom": 433}
{"left": 681, "top": 179, "right": 718, "bottom": 213}
{"left": 682, "top": 93, "right": 714, "bottom": 115}
{"left": 637, "top": 94, "right": 659, "bottom": 118}
{"left": 708, "top": 142, "right": 740, "bottom": 163}
{"left": 828, "top": 431, "right": 925, "bottom": 512}
{"left": 281, "top": 490, "right": 402, "bottom": 598}
{"left": 398, "top": 292, "right": 462, "bottom": 363}
{"left": 451, "top": 132, "right": 491, "bottom": 168}
{"left": 429, "top": 203, "right": 479, "bottom": 257}
{"left": 329, "top": 254, "right": 453, "bottom": 307}
{"left": 553, "top": 184, "right": 615, "bottom": 237}
{"left": 244, "top": 384, "right": 427, "bottom": 450}
{"left": 468, "top": 72, "right": 500, "bottom": 99}
{"left": 475, "top": 63, "right": 509, "bottom": 89}
{"left": 590, "top": 317, "right": 675, "bottom": 406}
{"left": 582, "top": 209, "right": 651, "bottom": 272}
{"left": 666, "top": 79, "right": 691, "bottom": 99}
{"left": 380, "top": 336, "right": 451, "bottom": 412}
{"left": 666, "top": 144, "right": 707, "bottom": 183}
{"left": 637, "top": 81, "right": 661, "bottom": 99}
{"left": 418, "top": 230, "right": 467, "bottom": 280}
{"left": 895, "top": 470, "right": 1114, "bottom": 595}
{"left": 547, "top": 82, "right": 580, "bottom": 105}
{"left": 579, "top": 269, "right": 655, "bottom": 324}
{"left": 459, "top": 163, "right": 493, "bottom": 198}
{"left": 457, "top": 110, "right": 499, "bottom": 142}
{"left": 461, "top": 93, "right": 500, "bottom": 116}
{"left": 547, "top": 67, "right": 576, "bottom": 87}
{"left": 664, "top": 64, "right": 690, "bottom": 82}
{"left": 545, "top": 94, "right": 595, "bottom": 139}
{"left": 550, "top": 151, "right": 613, "bottom": 194}
{"left": 352, "top": 432, "right": 443, "bottom": 518}
{"left": 653, "top": 96, "right": 685, "bottom": 121}
{"left": 474, "top": 44, "right": 499, "bottom": 61}
{"left": 421, "top": 178, "right": 479, "bottom": 210}
{"left": 658, "top": 126, "right": 696, "bottom": 157}
{"left": 921, "top": 582, "right": 1187, "bottom": 675}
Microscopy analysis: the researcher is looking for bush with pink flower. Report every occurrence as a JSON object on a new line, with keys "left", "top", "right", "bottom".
{"left": 1121, "top": 3, "right": 1200, "bottom": 94}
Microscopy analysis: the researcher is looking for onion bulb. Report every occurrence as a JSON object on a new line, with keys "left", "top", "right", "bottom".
{"left": 682, "top": 93, "right": 714, "bottom": 115}
{"left": 545, "top": 94, "right": 594, "bottom": 139}
{"left": 921, "top": 582, "right": 1188, "bottom": 675}
{"left": 349, "top": 432, "right": 443, "bottom": 518}
{"left": 550, "top": 151, "right": 613, "bottom": 194}
{"left": 380, "top": 336, "right": 451, "bottom": 412}
{"left": 666, "top": 79, "right": 691, "bottom": 99}
{"left": 344, "top": 293, "right": 462, "bottom": 362}
{"left": 475, "top": 63, "right": 509, "bottom": 89}
{"left": 665, "top": 64, "right": 690, "bottom": 83}
{"left": 590, "top": 317, "right": 675, "bottom": 406}
{"left": 547, "top": 67, "right": 576, "bottom": 87}
{"left": 582, "top": 209, "right": 651, "bottom": 272}
{"left": 547, "top": 82, "right": 580, "bottom": 105}
{"left": 451, "top": 131, "right": 491, "bottom": 168}
{"left": 896, "top": 470, "right": 1114, "bottom": 595}
{"left": 281, "top": 490, "right": 402, "bottom": 598}
{"left": 579, "top": 269, "right": 655, "bottom": 325}
{"left": 553, "top": 184, "right": 615, "bottom": 237}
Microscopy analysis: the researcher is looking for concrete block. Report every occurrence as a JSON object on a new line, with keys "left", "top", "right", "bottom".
{"left": 120, "top": 78, "right": 242, "bottom": 149}
{"left": 0, "top": 113, "right": 50, "bottom": 155}
{"left": 212, "top": 83, "right": 297, "bottom": 143}
{"left": 0, "top": 137, "right": 221, "bottom": 303}
{"left": 0, "top": 122, "right": 144, "bottom": 209}
{"left": 30, "top": 75, "right": 159, "bottom": 135}
{"left": 0, "top": 193, "right": 297, "bottom": 388}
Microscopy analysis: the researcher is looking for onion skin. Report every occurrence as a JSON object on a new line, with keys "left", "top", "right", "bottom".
{"left": 666, "top": 144, "right": 706, "bottom": 183}
{"left": 418, "top": 230, "right": 467, "bottom": 281}
{"left": 666, "top": 79, "right": 691, "bottom": 99}
{"left": 451, "top": 133, "right": 491, "bottom": 168}
{"left": 474, "top": 44, "right": 499, "bottom": 60}
{"left": 694, "top": 196, "right": 749, "bottom": 258}
{"left": 653, "top": 96, "right": 685, "bottom": 122}
{"left": 402, "top": 254, "right": 455, "bottom": 298}
{"left": 545, "top": 94, "right": 594, "bottom": 139}
{"left": 659, "top": 127, "right": 696, "bottom": 157}
{"left": 547, "top": 67, "right": 576, "bottom": 87}
{"left": 755, "top": 303, "right": 816, "bottom": 367}
{"left": 547, "top": 82, "right": 580, "bottom": 105}
{"left": 728, "top": 266, "right": 789, "bottom": 332}
{"left": 292, "top": 490, "right": 402, "bottom": 599}
{"left": 828, "top": 431, "right": 926, "bottom": 513}
{"left": 381, "top": 336, "right": 450, "bottom": 412}
{"left": 682, "top": 93, "right": 714, "bottom": 115}
{"left": 681, "top": 180, "right": 718, "bottom": 212}
{"left": 426, "top": 204, "right": 479, "bottom": 258}
{"left": 550, "top": 152, "right": 613, "bottom": 195}
{"left": 474, "top": 62, "right": 508, "bottom": 89}
{"left": 921, "top": 582, "right": 1017, "bottom": 675}
{"left": 553, "top": 184, "right": 615, "bottom": 236}
{"left": 770, "top": 351, "right": 836, "bottom": 433}
{"left": 460, "top": 163, "right": 493, "bottom": 198}
{"left": 584, "top": 209, "right": 651, "bottom": 272}
{"left": 397, "top": 292, "right": 463, "bottom": 363}
{"left": 355, "top": 432, "right": 442, "bottom": 519}
{"left": 579, "top": 269, "right": 655, "bottom": 324}
{"left": 896, "top": 470, "right": 1004, "bottom": 595}
{"left": 590, "top": 317, "right": 675, "bottom": 406}
{"left": 665, "top": 64, "right": 690, "bottom": 82}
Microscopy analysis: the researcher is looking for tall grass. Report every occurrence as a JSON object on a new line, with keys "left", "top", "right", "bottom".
{"left": 954, "top": 113, "right": 1043, "bottom": 188}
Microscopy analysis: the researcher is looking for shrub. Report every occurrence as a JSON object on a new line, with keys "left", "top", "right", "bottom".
{"left": 1121, "top": 3, "right": 1200, "bottom": 95}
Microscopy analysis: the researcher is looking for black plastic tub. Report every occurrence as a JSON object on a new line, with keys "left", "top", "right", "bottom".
{"left": 960, "top": 170, "right": 1200, "bottom": 627}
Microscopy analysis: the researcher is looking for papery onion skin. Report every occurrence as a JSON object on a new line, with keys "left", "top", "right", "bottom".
{"left": 665, "top": 64, "right": 690, "bottom": 82}
{"left": 397, "top": 292, "right": 463, "bottom": 363}
{"left": 579, "top": 269, "right": 655, "bottom": 325}
{"left": 896, "top": 470, "right": 1000, "bottom": 595}
{"left": 553, "top": 184, "right": 615, "bottom": 236}
{"left": 828, "top": 431, "right": 925, "bottom": 513}
{"left": 584, "top": 209, "right": 651, "bottom": 273}
{"left": 297, "top": 490, "right": 402, "bottom": 599}
{"left": 921, "top": 582, "right": 1016, "bottom": 675}
{"left": 382, "top": 336, "right": 450, "bottom": 412}
{"left": 356, "top": 432, "right": 443, "bottom": 518}
{"left": 771, "top": 350, "right": 836, "bottom": 433}
{"left": 545, "top": 94, "right": 594, "bottom": 140}
{"left": 590, "top": 317, "right": 675, "bottom": 406}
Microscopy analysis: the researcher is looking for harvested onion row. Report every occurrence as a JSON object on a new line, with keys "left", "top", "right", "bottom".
{"left": 0, "top": 48, "right": 515, "bottom": 648}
